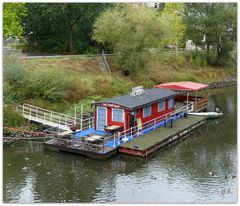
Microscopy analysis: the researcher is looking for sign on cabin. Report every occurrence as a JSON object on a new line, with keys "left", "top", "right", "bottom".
{"left": 102, "top": 103, "right": 121, "bottom": 108}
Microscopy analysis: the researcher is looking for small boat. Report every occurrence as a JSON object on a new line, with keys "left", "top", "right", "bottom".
{"left": 188, "top": 112, "right": 223, "bottom": 119}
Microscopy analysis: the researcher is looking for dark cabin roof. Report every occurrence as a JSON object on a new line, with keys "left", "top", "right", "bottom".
{"left": 94, "top": 88, "right": 177, "bottom": 110}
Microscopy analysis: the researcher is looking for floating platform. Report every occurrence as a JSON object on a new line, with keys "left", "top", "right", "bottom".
{"left": 118, "top": 116, "right": 207, "bottom": 157}
{"left": 43, "top": 138, "right": 117, "bottom": 160}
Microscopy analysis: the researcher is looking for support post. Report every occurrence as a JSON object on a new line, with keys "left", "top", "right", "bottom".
{"left": 29, "top": 108, "right": 32, "bottom": 119}
{"left": 187, "top": 91, "right": 189, "bottom": 111}
{"left": 80, "top": 105, "right": 83, "bottom": 131}
{"left": 130, "top": 127, "right": 133, "bottom": 139}
{"left": 36, "top": 107, "right": 38, "bottom": 118}
{"left": 118, "top": 132, "right": 121, "bottom": 144}
{"left": 50, "top": 112, "right": 52, "bottom": 122}
{"left": 113, "top": 134, "right": 116, "bottom": 147}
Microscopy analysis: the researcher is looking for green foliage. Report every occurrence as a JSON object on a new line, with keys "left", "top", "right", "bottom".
{"left": 3, "top": 3, "right": 27, "bottom": 40}
{"left": 184, "top": 3, "right": 237, "bottom": 66}
{"left": 93, "top": 4, "right": 169, "bottom": 75}
{"left": 3, "top": 105, "right": 26, "bottom": 127}
{"left": 178, "top": 55, "right": 185, "bottom": 66}
{"left": 24, "top": 69, "right": 68, "bottom": 101}
{"left": 23, "top": 3, "right": 112, "bottom": 54}
{"left": 161, "top": 3, "right": 186, "bottom": 46}
{"left": 3, "top": 51, "right": 26, "bottom": 88}
{"left": 190, "top": 52, "right": 207, "bottom": 67}
{"left": 116, "top": 50, "right": 146, "bottom": 75}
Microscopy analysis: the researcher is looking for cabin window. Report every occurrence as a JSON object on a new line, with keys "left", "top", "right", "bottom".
{"left": 158, "top": 100, "right": 165, "bottom": 112}
{"left": 168, "top": 98, "right": 174, "bottom": 108}
{"left": 143, "top": 105, "right": 152, "bottom": 118}
{"left": 112, "top": 108, "right": 124, "bottom": 122}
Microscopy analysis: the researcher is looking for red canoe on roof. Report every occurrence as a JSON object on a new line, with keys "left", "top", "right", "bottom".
{"left": 154, "top": 81, "right": 209, "bottom": 91}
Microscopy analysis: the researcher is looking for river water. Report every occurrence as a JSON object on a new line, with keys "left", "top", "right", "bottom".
{"left": 3, "top": 87, "right": 237, "bottom": 203}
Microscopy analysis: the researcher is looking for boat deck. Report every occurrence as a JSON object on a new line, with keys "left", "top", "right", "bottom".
{"left": 119, "top": 116, "right": 206, "bottom": 157}
{"left": 44, "top": 138, "right": 117, "bottom": 160}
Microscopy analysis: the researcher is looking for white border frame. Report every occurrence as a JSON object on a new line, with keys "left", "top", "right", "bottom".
{"left": 143, "top": 105, "right": 152, "bottom": 118}
{"left": 96, "top": 106, "right": 107, "bottom": 131}
{"left": 158, "top": 100, "right": 166, "bottom": 112}
{"left": 112, "top": 108, "right": 125, "bottom": 123}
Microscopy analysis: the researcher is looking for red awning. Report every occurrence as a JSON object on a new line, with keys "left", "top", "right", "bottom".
{"left": 154, "top": 81, "right": 209, "bottom": 91}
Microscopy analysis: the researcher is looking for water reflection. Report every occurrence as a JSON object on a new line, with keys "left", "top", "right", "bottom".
{"left": 3, "top": 87, "right": 237, "bottom": 203}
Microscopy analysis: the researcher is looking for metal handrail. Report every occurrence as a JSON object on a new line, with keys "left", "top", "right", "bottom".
{"left": 16, "top": 103, "right": 94, "bottom": 131}
{"left": 102, "top": 104, "right": 191, "bottom": 147}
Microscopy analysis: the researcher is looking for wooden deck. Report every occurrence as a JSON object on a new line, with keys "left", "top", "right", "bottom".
{"left": 44, "top": 138, "right": 117, "bottom": 160}
{"left": 118, "top": 116, "right": 207, "bottom": 157}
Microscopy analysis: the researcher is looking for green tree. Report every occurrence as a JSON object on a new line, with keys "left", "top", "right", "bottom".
{"left": 23, "top": 3, "right": 112, "bottom": 54}
{"left": 184, "top": 3, "right": 237, "bottom": 66}
{"left": 3, "top": 3, "right": 27, "bottom": 40}
{"left": 161, "top": 3, "right": 186, "bottom": 64}
{"left": 93, "top": 4, "right": 169, "bottom": 75}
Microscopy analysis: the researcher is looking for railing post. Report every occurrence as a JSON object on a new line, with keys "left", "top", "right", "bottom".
{"left": 89, "top": 118, "right": 91, "bottom": 129}
{"left": 113, "top": 134, "right": 116, "bottom": 147}
{"left": 118, "top": 132, "right": 121, "bottom": 144}
{"left": 58, "top": 117, "right": 61, "bottom": 125}
{"left": 154, "top": 119, "right": 156, "bottom": 130}
{"left": 36, "top": 107, "right": 38, "bottom": 118}
{"left": 50, "top": 112, "right": 52, "bottom": 122}
{"left": 44, "top": 113, "right": 45, "bottom": 122}
{"left": 22, "top": 104, "right": 24, "bottom": 115}
{"left": 65, "top": 117, "right": 67, "bottom": 126}
{"left": 130, "top": 127, "right": 133, "bottom": 139}
{"left": 29, "top": 108, "right": 32, "bottom": 119}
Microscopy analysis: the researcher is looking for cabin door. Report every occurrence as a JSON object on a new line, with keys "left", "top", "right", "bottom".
{"left": 96, "top": 106, "right": 107, "bottom": 131}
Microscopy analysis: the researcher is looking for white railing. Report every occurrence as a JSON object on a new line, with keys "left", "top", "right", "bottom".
{"left": 104, "top": 104, "right": 191, "bottom": 147}
{"left": 16, "top": 103, "right": 94, "bottom": 131}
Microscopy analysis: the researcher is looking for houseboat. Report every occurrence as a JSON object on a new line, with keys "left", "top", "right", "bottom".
{"left": 44, "top": 82, "right": 210, "bottom": 159}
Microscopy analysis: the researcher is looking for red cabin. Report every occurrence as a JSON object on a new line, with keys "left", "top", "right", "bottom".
{"left": 92, "top": 86, "right": 177, "bottom": 132}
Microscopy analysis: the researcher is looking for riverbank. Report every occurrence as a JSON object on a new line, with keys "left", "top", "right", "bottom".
{"left": 3, "top": 52, "right": 236, "bottom": 137}
{"left": 3, "top": 81, "right": 237, "bottom": 139}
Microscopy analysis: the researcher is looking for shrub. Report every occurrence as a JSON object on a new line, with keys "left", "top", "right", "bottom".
{"left": 116, "top": 49, "right": 146, "bottom": 75}
{"left": 25, "top": 69, "right": 68, "bottom": 101}
{"left": 3, "top": 105, "right": 26, "bottom": 127}
{"left": 190, "top": 52, "right": 207, "bottom": 67}
{"left": 178, "top": 55, "right": 185, "bottom": 66}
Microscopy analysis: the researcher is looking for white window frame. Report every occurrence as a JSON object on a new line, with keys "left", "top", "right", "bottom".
{"left": 168, "top": 98, "right": 174, "bottom": 109}
{"left": 158, "top": 100, "right": 165, "bottom": 112}
{"left": 143, "top": 105, "right": 152, "bottom": 118}
{"left": 96, "top": 106, "right": 107, "bottom": 131}
{"left": 112, "top": 108, "right": 124, "bottom": 122}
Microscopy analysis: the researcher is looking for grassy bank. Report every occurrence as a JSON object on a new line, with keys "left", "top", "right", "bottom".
{"left": 3, "top": 51, "right": 236, "bottom": 129}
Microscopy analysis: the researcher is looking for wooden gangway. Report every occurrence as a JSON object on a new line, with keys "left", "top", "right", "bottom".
{"left": 15, "top": 103, "right": 94, "bottom": 131}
